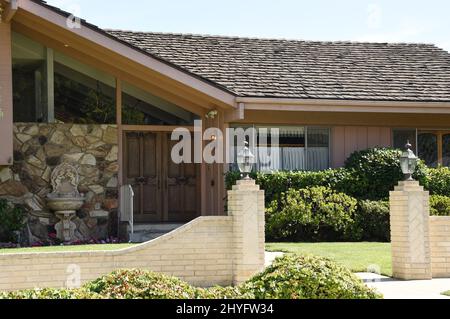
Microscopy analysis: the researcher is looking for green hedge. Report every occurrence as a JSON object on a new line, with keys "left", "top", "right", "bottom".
{"left": 353, "top": 200, "right": 390, "bottom": 242}
{"left": 0, "top": 255, "right": 381, "bottom": 299}
{"left": 427, "top": 167, "right": 450, "bottom": 196}
{"left": 266, "top": 187, "right": 357, "bottom": 242}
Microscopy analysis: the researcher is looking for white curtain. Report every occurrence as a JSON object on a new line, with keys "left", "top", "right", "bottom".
{"left": 282, "top": 148, "right": 306, "bottom": 171}
{"left": 307, "top": 147, "right": 329, "bottom": 171}
{"left": 257, "top": 147, "right": 281, "bottom": 172}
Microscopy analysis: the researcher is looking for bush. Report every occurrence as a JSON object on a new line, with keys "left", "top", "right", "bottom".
{"left": 266, "top": 187, "right": 357, "bottom": 242}
{"left": 427, "top": 167, "right": 450, "bottom": 196}
{"left": 84, "top": 269, "right": 198, "bottom": 299}
{"left": 353, "top": 200, "right": 390, "bottom": 242}
{"left": 344, "top": 148, "right": 428, "bottom": 200}
{"left": 430, "top": 195, "right": 450, "bottom": 216}
{"left": 196, "top": 286, "right": 254, "bottom": 299}
{"left": 243, "top": 254, "right": 381, "bottom": 299}
{"left": 226, "top": 169, "right": 353, "bottom": 205}
{"left": 0, "top": 199, "right": 26, "bottom": 243}
{"left": 0, "top": 288, "right": 100, "bottom": 300}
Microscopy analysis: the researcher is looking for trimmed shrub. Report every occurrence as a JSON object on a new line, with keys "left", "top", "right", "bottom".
{"left": 226, "top": 169, "right": 353, "bottom": 205}
{"left": 430, "top": 195, "right": 450, "bottom": 216}
{"left": 243, "top": 254, "right": 381, "bottom": 299}
{"left": 196, "top": 286, "right": 254, "bottom": 299}
{"left": 0, "top": 199, "right": 26, "bottom": 243}
{"left": 84, "top": 269, "right": 197, "bottom": 299}
{"left": 353, "top": 200, "right": 390, "bottom": 242}
{"left": 344, "top": 148, "right": 428, "bottom": 200}
{"left": 266, "top": 187, "right": 357, "bottom": 242}
{"left": 0, "top": 288, "right": 100, "bottom": 300}
{"left": 427, "top": 167, "right": 450, "bottom": 196}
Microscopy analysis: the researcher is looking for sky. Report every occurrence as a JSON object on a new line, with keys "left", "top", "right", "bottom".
{"left": 45, "top": 0, "right": 450, "bottom": 52}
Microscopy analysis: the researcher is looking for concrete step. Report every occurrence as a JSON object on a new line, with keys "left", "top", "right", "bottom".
{"left": 128, "top": 223, "right": 184, "bottom": 233}
{"left": 128, "top": 223, "right": 184, "bottom": 243}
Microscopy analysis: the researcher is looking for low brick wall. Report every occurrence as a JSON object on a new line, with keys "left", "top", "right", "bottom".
{"left": 430, "top": 216, "right": 450, "bottom": 278}
{"left": 0, "top": 217, "right": 234, "bottom": 291}
{"left": 0, "top": 179, "right": 265, "bottom": 292}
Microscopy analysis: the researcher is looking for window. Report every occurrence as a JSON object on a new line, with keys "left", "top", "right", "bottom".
{"left": 229, "top": 125, "right": 330, "bottom": 172}
{"left": 393, "top": 129, "right": 417, "bottom": 153}
{"left": 53, "top": 52, "right": 116, "bottom": 124}
{"left": 393, "top": 129, "right": 450, "bottom": 168}
{"left": 12, "top": 32, "right": 48, "bottom": 122}
{"left": 418, "top": 131, "right": 450, "bottom": 168}
{"left": 122, "top": 81, "right": 198, "bottom": 126}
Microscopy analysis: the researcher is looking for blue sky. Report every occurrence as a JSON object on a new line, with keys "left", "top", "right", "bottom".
{"left": 46, "top": 0, "right": 450, "bottom": 52}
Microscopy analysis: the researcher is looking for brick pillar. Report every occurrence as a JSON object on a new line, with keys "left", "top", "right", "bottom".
{"left": 390, "top": 180, "right": 432, "bottom": 280}
{"left": 228, "top": 179, "right": 265, "bottom": 285}
{"left": 0, "top": 20, "right": 14, "bottom": 166}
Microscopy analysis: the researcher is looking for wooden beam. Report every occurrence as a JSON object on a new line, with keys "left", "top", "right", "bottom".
{"left": 2, "top": 0, "right": 18, "bottom": 23}
{"left": 46, "top": 47, "right": 54, "bottom": 122}
{"left": 224, "top": 103, "right": 245, "bottom": 122}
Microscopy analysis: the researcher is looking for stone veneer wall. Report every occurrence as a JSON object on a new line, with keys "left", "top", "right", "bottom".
{"left": 0, "top": 123, "right": 119, "bottom": 243}
{"left": 430, "top": 216, "right": 450, "bottom": 278}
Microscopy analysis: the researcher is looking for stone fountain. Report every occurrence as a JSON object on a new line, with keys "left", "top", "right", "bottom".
{"left": 47, "top": 163, "right": 85, "bottom": 242}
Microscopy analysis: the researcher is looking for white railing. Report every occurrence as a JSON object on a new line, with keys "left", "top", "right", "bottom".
{"left": 120, "top": 184, "right": 134, "bottom": 240}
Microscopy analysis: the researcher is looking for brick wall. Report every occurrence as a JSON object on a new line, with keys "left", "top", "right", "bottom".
{"left": 430, "top": 216, "right": 450, "bottom": 278}
{"left": 0, "top": 180, "right": 266, "bottom": 291}
{"left": 0, "top": 217, "right": 234, "bottom": 291}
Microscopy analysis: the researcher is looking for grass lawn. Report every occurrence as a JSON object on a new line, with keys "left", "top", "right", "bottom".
{"left": 267, "top": 242, "right": 392, "bottom": 276}
{"left": 443, "top": 291, "right": 450, "bottom": 297}
{"left": 0, "top": 244, "right": 136, "bottom": 254}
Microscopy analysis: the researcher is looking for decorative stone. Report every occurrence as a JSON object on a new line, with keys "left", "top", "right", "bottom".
{"left": 72, "top": 136, "right": 89, "bottom": 148}
{"left": 89, "top": 185, "right": 104, "bottom": 195}
{"left": 41, "top": 166, "right": 51, "bottom": 183}
{"left": 16, "top": 133, "right": 32, "bottom": 143}
{"left": 25, "top": 163, "right": 44, "bottom": 178}
{"left": 50, "top": 130, "right": 66, "bottom": 144}
{"left": 45, "top": 144, "right": 68, "bottom": 157}
{"left": 24, "top": 126, "right": 39, "bottom": 136}
{"left": 105, "top": 146, "right": 118, "bottom": 162}
{"left": 35, "top": 148, "right": 46, "bottom": 162}
{"left": 103, "top": 199, "right": 118, "bottom": 210}
{"left": 63, "top": 153, "right": 84, "bottom": 163}
{"left": 86, "top": 218, "right": 98, "bottom": 229}
{"left": 70, "top": 125, "right": 88, "bottom": 137}
{"left": 90, "top": 209, "right": 110, "bottom": 219}
{"left": 81, "top": 154, "right": 96, "bottom": 166}
{"left": 0, "top": 181, "right": 29, "bottom": 197}
{"left": 106, "top": 176, "right": 118, "bottom": 188}
{"left": 0, "top": 168, "right": 13, "bottom": 183}
{"left": 39, "top": 218, "right": 51, "bottom": 225}
{"left": 23, "top": 193, "right": 45, "bottom": 211}
{"left": 88, "top": 126, "right": 103, "bottom": 139}
{"left": 27, "top": 155, "right": 46, "bottom": 170}
{"left": 103, "top": 126, "right": 118, "bottom": 144}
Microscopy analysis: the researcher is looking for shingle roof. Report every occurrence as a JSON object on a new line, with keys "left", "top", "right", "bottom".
{"left": 33, "top": 1, "right": 450, "bottom": 102}
{"left": 106, "top": 31, "right": 450, "bottom": 102}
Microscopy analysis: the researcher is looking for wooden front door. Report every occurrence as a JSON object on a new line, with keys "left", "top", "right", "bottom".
{"left": 124, "top": 131, "right": 200, "bottom": 223}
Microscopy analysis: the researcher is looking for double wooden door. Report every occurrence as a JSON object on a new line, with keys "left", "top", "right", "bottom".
{"left": 124, "top": 131, "right": 200, "bottom": 223}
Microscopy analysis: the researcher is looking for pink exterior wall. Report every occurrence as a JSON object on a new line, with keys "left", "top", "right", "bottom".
{"left": 331, "top": 126, "right": 392, "bottom": 168}
{"left": 0, "top": 21, "right": 13, "bottom": 166}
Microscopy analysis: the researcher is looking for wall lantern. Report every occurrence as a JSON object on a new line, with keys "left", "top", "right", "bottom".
{"left": 400, "top": 141, "right": 418, "bottom": 181}
{"left": 237, "top": 141, "right": 255, "bottom": 180}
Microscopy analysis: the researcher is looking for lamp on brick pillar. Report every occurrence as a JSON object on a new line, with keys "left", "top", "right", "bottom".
{"left": 389, "top": 143, "right": 432, "bottom": 280}
{"left": 237, "top": 141, "right": 255, "bottom": 180}
{"left": 228, "top": 177, "right": 265, "bottom": 285}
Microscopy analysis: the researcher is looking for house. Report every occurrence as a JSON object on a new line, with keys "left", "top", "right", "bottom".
{"left": 1, "top": 0, "right": 450, "bottom": 243}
